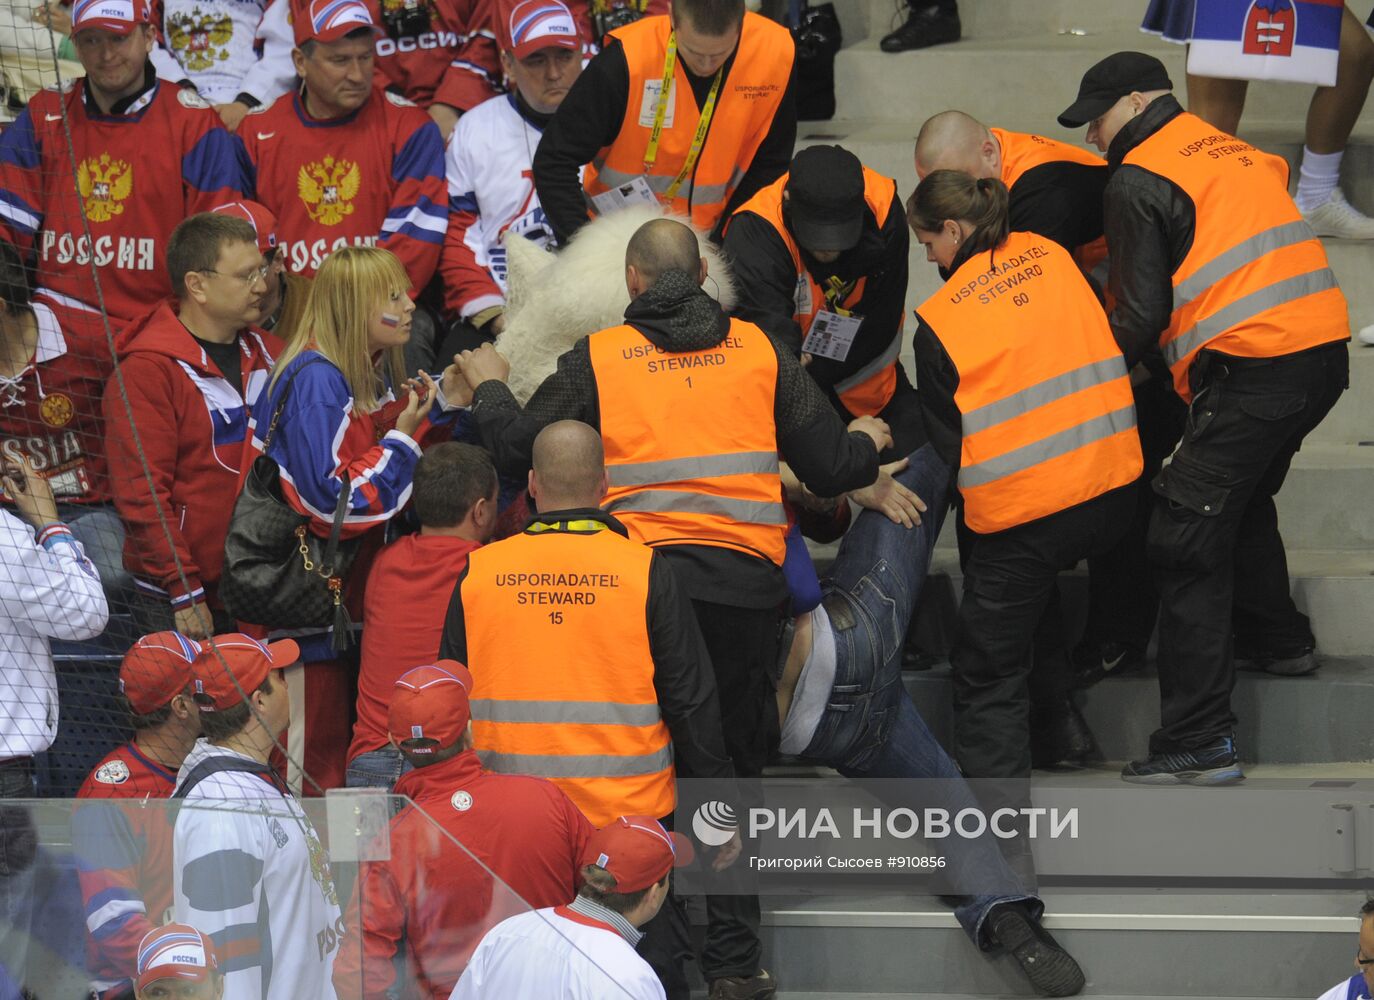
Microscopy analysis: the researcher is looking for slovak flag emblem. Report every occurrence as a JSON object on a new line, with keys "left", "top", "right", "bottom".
{"left": 1243, "top": 0, "right": 1296, "bottom": 56}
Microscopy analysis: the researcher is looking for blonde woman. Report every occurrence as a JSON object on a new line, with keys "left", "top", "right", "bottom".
{"left": 243, "top": 245, "right": 468, "bottom": 792}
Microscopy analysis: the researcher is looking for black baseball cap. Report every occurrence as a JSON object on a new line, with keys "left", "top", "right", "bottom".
{"left": 1058, "top": 51, "right": 1173, "bottom": 128}
{"left": 785, "top": 145, "right": 865, "bottom": 253}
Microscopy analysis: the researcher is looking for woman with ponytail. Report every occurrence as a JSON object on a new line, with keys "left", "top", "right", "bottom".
{"left": 907, "top": 168, "right": 1144, "bottom": 807}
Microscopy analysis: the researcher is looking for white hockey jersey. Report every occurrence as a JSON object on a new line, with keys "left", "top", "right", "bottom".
{"left": 151, "top": 0, "right": 295, "bottom": 106}
{"left": 172, "top": 739, "right": 343, "bottom": 1000}
{"left": 440, "top": 93, "right": 562, "bottom": 320}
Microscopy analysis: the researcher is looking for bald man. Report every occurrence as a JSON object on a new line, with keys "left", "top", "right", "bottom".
{"left": 456, "top": 218, "right": 887, "bottom": 998}
{"left": 914, "top": 110, "right": 1108, "bottom": 275}
{"left": 439, "top": 419, "right": 735, "bottom": 998}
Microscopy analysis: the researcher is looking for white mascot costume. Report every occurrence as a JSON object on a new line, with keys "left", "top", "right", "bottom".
{"left": 496, "top": 205, "right": 738, "bottom": 404}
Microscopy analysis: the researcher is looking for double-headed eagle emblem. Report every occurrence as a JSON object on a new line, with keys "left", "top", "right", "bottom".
{"left": 298, "top": 155, "right": 361, "bottom": 226}
{"left": 166, "top": 8, "right": 234, "bottom": 72}
{"left": 76, "top": 153, "right": 133, "bottom": 224}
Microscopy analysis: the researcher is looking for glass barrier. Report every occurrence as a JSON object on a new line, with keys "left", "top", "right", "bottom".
{"left": 0, "top": 791, "right": 639, "bottom": 998}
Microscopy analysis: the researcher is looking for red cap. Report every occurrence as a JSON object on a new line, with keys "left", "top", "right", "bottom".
{"left": 211, "top": 200, "right": 278, "bottom": 256}
{"left": 70, "top": 0, "right": 152, "bottom": 36}
{"left": 504, "top": 0, "right": 581, "bottom": 59}
{"left": 119, "top": 631, "right": 201, "bottom": 716}
{"left": 295, "top": 0, "right": 384, "bottom": 46}
{"left": 135, "top": 924, "right": 218, "bottom": 989}
{"left": 581, "top": 816, "right": 695, "bottom": 893}
{"left": 388, "top": 662, "right": 473, "bottom": 754}
{"left": 191, "top": 634, "right": 299, "bottom": 711}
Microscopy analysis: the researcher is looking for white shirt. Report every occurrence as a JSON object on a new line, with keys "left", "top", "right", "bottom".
{"left": 1318, "top": 974, "right": 1372, "bottom": 1000}
{"left": 444, "top": 93, "right": 558, "bottom": 317}
{"left": 0, "top": 511, "right": 106, "bottom": 756}
{"left": 778, "top": 607, "right": 837, "bottom": 756}
{"left": 450, "top": 904, "right": 666, "bottom": 1000}
{"left": 173, "top": 739, "right": 343, "bottom": 1000}
{"left": 150, "top": 0, "right": 295, "bottom": 105}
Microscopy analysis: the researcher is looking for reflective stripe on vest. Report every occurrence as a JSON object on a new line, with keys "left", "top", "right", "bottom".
{"left": 916, "top": 231, "right": 1143, "bottom": 534}
{"left": 993, "top": 128, "right": 1109, "bottom": 279}
{"left": 585, "top": 13, "right": 794, "bottom": 232}
{"left": 1121, "top": 112, "right": 1349, "bottom": 401}
{"left": 730, "top": 165, "right": 904, "bottom": 416}
{"left": 589, "top": 319, "right": 787, "bottom": 565}
{"left": 462, "top": 528, "right": 675, "bottom": 827}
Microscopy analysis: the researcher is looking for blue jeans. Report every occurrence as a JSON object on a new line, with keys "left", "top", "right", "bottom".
{"left": 345, "top": 745, "right": 412, "bottom": 791}
{"left": 798, "top": 444, "right": 1040, "bottom": 947}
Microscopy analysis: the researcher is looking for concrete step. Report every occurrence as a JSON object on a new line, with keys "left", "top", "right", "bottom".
{"left": 840, "top": 0, "right": 1148, "bottom": 46}
{"left": 833, "top": 29, "right": 1357, "bottom": 134}
{"left": 901, "top": 654, "right": 1374, "bottom": 765}
{"left": 757, "top": 888, "right": 1360, "bottom": 997}
{"left": 911, "top": 547, "right": 1374, "bottom": 659}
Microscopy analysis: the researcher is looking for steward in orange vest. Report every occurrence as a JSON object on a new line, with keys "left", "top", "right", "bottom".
{"left": 914, "top": 111, "right": 1109, "bottom": 283}
{"left": 438, "top": 430, "right": 734, "bottom": 828}
{"left": 725, "top": 145, "right": 922, "bottom": 457}
{"left": 1060, "top": 52, "right": 1350, "bottom": 785}
{"left": 909, "top": 171, "right": 1141, "bottom": 785}
{"left": 532, "top": 0, "right": 796, "bottom": 244}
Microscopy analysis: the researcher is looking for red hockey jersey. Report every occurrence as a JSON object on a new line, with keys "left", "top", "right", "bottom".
{"left": 105, "top": 302, "right": 281, "bottom": 610}
{"left": 73, "top": 741, "right": 179, "bottom": 998}
{"left": 0, "top": 78, "right": 252, "bottom": 324}
{"left": 239, "top": 87, "right": 447, "bottom": 288}
{"left": 0, "top": 299, "right": 113, "bottom": 504}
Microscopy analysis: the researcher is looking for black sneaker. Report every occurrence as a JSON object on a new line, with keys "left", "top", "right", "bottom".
{"left": 1235, "top": 647, "right": 1319, "bottom": 677}
{"left": 880, "top": 3, "right": 961, "bottom": 52}
{"left": 1120, "top": 736, "right": 1245, "bottom": 786}
{"left": 1071, "top": 639, "right": 1144, "bottom": 689}
{"left": 988, "top": 905, "right": 1086, "bottom": 997}
{"left": 708, "top": 970, "right": 777, "bottom": 1000}
{"left": 1030, "top": 701, "right": 1099, "bottom": 768}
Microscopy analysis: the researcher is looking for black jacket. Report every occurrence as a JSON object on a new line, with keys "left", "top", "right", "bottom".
{"left": 1102, "top": 94, "right": 1198, "bottom": 368}
{"left": 469, "top": 269, "right": 880, "bottom": 606}
{"left": 531, "top": 35, "right": 798, "bottom": 246}
{"left": 1007, "top": 156, "right": 1107, "bottom": 259}
{"left": 438, "top": 508, "right": 736, "bottom": 786}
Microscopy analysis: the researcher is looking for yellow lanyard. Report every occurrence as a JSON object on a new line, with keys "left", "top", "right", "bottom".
{"left": 822, "top": 275, "right": 858, "bottom": 317}
{"left": 643, "top": 32, "right": 725, "bottom": 202}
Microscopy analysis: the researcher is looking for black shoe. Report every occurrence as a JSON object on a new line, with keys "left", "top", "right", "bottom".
{"left": 988, "top": 905, "right": 1086, "bottom": 997}
{"left": 708, "top": 970, "right": 777, "bottom": 1000}
{"left": 1235, "top": 646, "right": 1319, "bottom": 677}
{"left": 1120, "top": 736, "right": 1245, "bottom": 786}
{"left": 1031, "top": 702, "right": 1099, "bottom": 768}
{"left": 1071, "top": 639, "right": 1144, "bottom": 689}
{"left": 879, "top": 3, "right": 961, "bottom": 52}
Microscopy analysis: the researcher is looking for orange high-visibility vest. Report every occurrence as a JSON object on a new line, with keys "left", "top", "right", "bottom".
{"left": 991, "top": 126, "right": 1108, "bottom": 278}
{"left": 917, "top": 231, "right": 1143, "bottom": 534}
{"left": 731, "top": 166, "right": 903, "bottom": 416}
{"left": 588, "top": 319, "right": 787, "bottom": 566}
{"left": 461, "top": 524, "right": 675, "bottom": 826}
{"left": 585, "top": 12, "right": 793, "bottom": 232}
{"left": 1121, "top": 112, "right": 1349, "bottom": 401}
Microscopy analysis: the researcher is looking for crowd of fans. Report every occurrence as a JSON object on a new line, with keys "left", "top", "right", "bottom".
{"left": 0, "top": 0, "right": 1368, "bottom": 996}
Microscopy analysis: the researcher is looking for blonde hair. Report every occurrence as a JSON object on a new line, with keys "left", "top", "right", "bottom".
{"left": 271, "top": 246, "right": 410, "bottom": 413}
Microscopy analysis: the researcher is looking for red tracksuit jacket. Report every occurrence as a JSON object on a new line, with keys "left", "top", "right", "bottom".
{"left": 104, "top": 302, "right": 281, "bottom": 610}
{"left": 332, "top": 749, "right": 593, "bottom": 998}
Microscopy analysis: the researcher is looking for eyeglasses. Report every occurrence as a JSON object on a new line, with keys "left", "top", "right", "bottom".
{"left": 200, "top": 264, "right": 270, "bottom": 289}
{"left": 1359, "top": 952, "right": 1374, "bottom": 966}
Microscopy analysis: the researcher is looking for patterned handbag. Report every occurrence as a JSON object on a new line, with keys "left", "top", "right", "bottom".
{"left": 220, "top": 358, "right": 360, "bottom": 648}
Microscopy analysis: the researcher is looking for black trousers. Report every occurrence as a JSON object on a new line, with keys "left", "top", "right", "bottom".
{"left": 1149, "top": 344, "right": 1348, "bottom": 751}
{"left": 952, "top": 486, "right": 1136, "bottom": 780}
{"left": 1081, "top": 374, "right": 1188, "bottom": 651}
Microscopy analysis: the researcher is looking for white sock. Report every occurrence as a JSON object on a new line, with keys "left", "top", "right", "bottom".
{"left": 1295, "top": 147, "right": 1343, "bottom": 212}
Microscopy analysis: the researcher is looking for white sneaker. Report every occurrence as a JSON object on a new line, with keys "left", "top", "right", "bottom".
{"left": 1358, "top": 323, "right": 1374, "bottom": 346}
{"left": 1303, "top": 189, "right": 1374, "bottom": 239}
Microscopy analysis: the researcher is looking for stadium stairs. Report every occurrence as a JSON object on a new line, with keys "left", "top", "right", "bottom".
{"left": 729, "top": 1, "right": 1374, "bottom": 996}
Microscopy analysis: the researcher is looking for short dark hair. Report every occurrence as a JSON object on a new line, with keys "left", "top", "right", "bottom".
{"left": 120, "top": 688, "right": 193, "bottom": 731}
{"left": 673, "top": 0, "right": 745, "bottom": 35}
{"left": 167, "top": 213, "right": 259, "bottom": 297}
{"left": 0, "top": 240, "right": 32, "bottom": 316}
{"left": 412, "top": 442, "right": 498, "bottom": 528}
{"left": 576, "top": 865, "right": 667, "bottom": 915}
{"left": 1361, "top": 898, "right": 1374, "bottom": 919}
{"left": 196, "top": 674, "right": 275, "bottom": 742}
